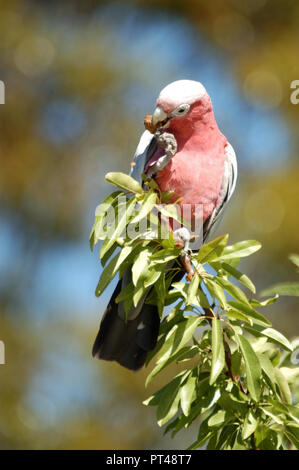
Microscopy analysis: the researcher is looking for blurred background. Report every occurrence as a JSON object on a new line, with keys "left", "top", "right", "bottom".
{"left": 0, "top": 0, "right": 298, "bottom": 449}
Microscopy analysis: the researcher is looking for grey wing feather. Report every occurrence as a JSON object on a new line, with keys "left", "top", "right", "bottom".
{"left": 92, "top": 131, "right": 160, "bottom": 370}
{"left": 116, "top": 131, "right": 157, "bottom": 321}
{"left": 203, "top": 141, "right": 237, "bottom": 241}
{"left": 129, "top": 130, "right": 157, "bottom": 184}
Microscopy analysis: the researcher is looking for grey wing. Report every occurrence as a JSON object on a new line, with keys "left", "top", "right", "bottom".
{"left": 129, "top": 130, "right": 157, "bottom": 184}
{"left": 92, "top": 131, "right": 161, "bottom": 370}
{"left": 119, "top": 130, "right": 157, "bottom": 319}
{"left": 203, "top": 141, "right": 238, "bottom": 242}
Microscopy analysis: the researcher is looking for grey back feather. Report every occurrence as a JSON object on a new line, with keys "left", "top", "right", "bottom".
{"left": 203, "top": 141, "right": 238, "bottom": 241}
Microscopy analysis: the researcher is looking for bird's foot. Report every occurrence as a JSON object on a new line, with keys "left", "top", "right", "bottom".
{"left": 147, "top": 132, "right": 177, "bottom": 177}
{"left": 155, "top": 131, "right": 177, "bottom": 158}
{"left": 173, "top": 227, "right": 191, "bottom": 252}
{"left": 173, "top": 227, "right": 194, "bottom": 281}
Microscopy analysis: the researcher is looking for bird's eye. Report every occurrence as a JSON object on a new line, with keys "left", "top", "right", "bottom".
{"left": 172, "top": 104, "right": 190, "bottom": 117}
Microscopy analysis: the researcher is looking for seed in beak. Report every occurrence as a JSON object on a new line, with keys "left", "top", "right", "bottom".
{"left": 144, "top": 114, "right": 156, "bottom": 133}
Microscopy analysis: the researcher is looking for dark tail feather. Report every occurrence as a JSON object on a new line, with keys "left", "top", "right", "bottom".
{"left": 92, "top": 280, "right": 160, "bottom": 371}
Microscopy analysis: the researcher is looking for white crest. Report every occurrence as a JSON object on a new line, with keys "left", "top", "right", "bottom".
{"left": 157, "top": 80, "right": 207, "bottom": 110}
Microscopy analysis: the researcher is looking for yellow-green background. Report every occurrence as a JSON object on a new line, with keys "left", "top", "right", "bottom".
{"left": 0, "top": 0, "right": 298, "bottom": 449}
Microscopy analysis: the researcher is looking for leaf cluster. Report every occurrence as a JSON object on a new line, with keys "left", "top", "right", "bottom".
{"left": 91, "top": 172, "right": 299, "bottom": 450}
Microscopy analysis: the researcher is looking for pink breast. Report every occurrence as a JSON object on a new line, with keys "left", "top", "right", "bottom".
{"left": 153, "top": 144, "right": 226, "bottom": 224}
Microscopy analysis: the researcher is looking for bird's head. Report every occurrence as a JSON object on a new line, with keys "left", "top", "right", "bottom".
{"left": 144, "top": 80, "right": 211, "bottom": 135}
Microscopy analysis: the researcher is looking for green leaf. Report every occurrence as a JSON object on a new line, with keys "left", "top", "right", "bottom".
{"left": 180, "top": 373, "right": 197, "bottom": 416}
{"left": 130, "top": 191, "right": 157, "bottom": 224}
{"left": 231, "top": 350, "right": 242, "bottom": 377}
{"left": 143, "top": 266, "right": 163, "bottom": 288}
{"left": 265, "top": 398, "right": 289, "bottom": 416}
{"left": 145, "top": 333, "right": 169, "bottom": 368}
{"left": 161, "top": 231, "right": 175, "bottom": 249}
{"left": 196, "top": 289, "right": 211, "bottom": 309}
{"left": 275, "top": 368, "right": 292, "bottom": 404}
{"left": 208, "top": 409, "right": 228, "bottom": 428}
{"left": 143, "top": 388, "right": 164, "bottom": 407}
{"left": 213, "top": 240, "right": 262, "bottom": 262}
{"left": 169, "top": 282, "right": 189, "bottom": 300}
{"left": 105, "top": 172, "right": 143, "bottom": 194}
{"left": 133, "top": 281, "right": 148, "bottom": 308}
{"left": 142, "top": 174, "right": 159, "bottom": 190}
{"left": 132, "top": 247, "right": 153, "bottom": 286}
{"left": 186, "top": 273, "right": 200, "bottom": 305}
{"left": 210, "top": 318, "right": 225, "bottom": 385}
{"left": 115, "top": 280, "right": 135, "bottom": 303}
{"left": 92, "top": 190, "right": 123, "bottom": 235}
{"left": 215, "top": 277, "right": 250, "bottom": 306}
{"left": 284, "top": 427, "right": 299, "bottom": 450}
{"left": 280, "top": 367, "right": 299, "bottom": 383}
{"left": 245, "top": 325, "right": 293, "bottom": 352}
{"left": 197, "top": 234, "right": 229, "bottom": 263}
{"left": 193, "top": 384, "right": 222, "bottom": 418}
{"left": 226, "top": 308, "right": 253, "bottom": 325}
{"left": 257, "top": 352, "right": 276, "bottom": 384}
{"left": 156, "top": 371, "right": 189, "bottom": 426}
{"left": 242, "top": 411, "right": 258, "bottom": 440}
{"left": 100, "top": 240, "right": 119, "bottom": 268}
{"left": 95, "top": 245, "right": 133, "bottom": 297}
{"left": 262, "top": 407, "right": 284, "bottom": 425}
{"left": 204, "top": 278, "right": 227, "bottom": 309}
{"left": 228, "top": 300, "right": 271, "bottom": 327}
{"left": 232, "top": 430, "right": 248, "bottom": 450}
{"left": 150, "top": 248, "right": 181, "bottom": 263}
{"left": 218, "top": 390, "right": 248, "bottom": 415}
{"left": 289, "top": 253, "right": 299, "bottom": 268}
{"left": 100, "top": 196, "right": 136, "bottom": 258}
{"left": 254, "top": 425, "right": 278, "bottom": 450}
{"left": 215, "top": 425, "right": 238, "bottom": 450}
{"left": 154, "top": 271, "right": 166, "bottom": 317}
{"left": 93, "top": 191, "right": 125, "bottom": 244}
{"left": 157, "top": 316, "right": 205, "bottom": 365}
{"left": 250, "top": 295, "right": 279, "bottom": 307}
{"left": 176, "top": 345, "right": 199, "bottom": 362}
{"left": 146, "top": 345, "right": 198, "bottom": 386}
{"left": 188, "top": 417, "right": 215, "bottom": 450}
{"left": 89, "top": 227, "right": 96, "bottom": 251}
{"left": 156, "top": 204, "right": 182, "bottom": 226}
{"left": 235, "top": 334, "right": 262, "bottom": 401}
{"left": 220, "top": 262, "right": 256, "bottom": 293}
{"left": 261, "top": 282, "right": 299, "bottom": 297}
{"left": 266, "top": 398, "right": 299, "bottom": 424}
{"left": 95, "top": 190, "right": 124, "bottom": 219}
{"left": 262, "top": 406, "right": 284, "bottom": 425}
{"left": 158, "top": 301, "right": 185, "bottom": 336}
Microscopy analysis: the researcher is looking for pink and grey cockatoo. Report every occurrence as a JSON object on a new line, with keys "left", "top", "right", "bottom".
{"left": 92, "top": 80, "right": 237, "bottom": 370}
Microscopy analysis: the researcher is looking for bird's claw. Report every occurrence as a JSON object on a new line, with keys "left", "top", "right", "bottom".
{"left": 173, "top": 227, "right": 191, "bottom": 252}
{"left": 147, "top": 132, "right": 177, "bottom": 177}
{"left": 173, "top": 227, "right": 194, "bottom": 281}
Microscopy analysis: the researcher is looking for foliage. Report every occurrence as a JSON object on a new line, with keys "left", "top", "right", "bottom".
{"left": 261, "top": 254, "right": 299, "bottom": 297}
{"left": 91, "top": 172, "right": 299, "bottom": 451}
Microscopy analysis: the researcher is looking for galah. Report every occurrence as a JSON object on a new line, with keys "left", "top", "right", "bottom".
{"left": 92, "top": 80, "right": 237, "bottom": 370}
